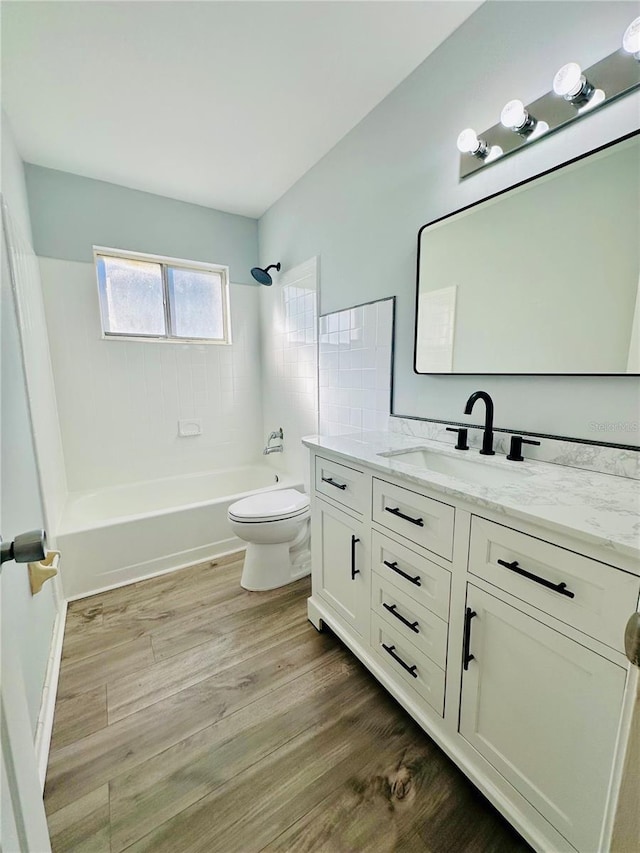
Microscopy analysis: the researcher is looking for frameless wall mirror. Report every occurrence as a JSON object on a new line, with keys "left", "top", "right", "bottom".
{"left": 415, "top": 132, "right": 640, "bottom": 375}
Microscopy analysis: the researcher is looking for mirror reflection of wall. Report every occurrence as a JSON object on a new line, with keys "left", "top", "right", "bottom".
{"left": 415, "top": 134, "right": 640, "bottom": 375}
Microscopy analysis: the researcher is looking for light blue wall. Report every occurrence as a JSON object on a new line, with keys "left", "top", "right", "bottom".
{"left": 259, "top": 1, "right": 640, "bottom": 446}
{"left": 25, "top": 164, "right": 259, "bottom": 284}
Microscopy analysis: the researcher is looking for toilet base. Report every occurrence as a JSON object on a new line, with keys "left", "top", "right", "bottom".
{"left": 240, "top": 542, "right": 310, "bottom": 591}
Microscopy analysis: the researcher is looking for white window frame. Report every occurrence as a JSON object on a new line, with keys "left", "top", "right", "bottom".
{"left": 93, "top": 246, "right": 232, "bottom": 344}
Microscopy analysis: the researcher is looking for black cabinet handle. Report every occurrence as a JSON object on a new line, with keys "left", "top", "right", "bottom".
{"left": 322, "top": 476, "right": 347, "bottom": 490}
{"left": 497, "top": 559, "right": 575, "bottom": 599}
{"left": 384, "top": 506, "right": 424, "bottom": 527}
{"left": 351, "top": 535, "right": 360, "bottom": 580}
{"left": 463, "top": 607, "right": 476, "bottom": 671}
{"left": 383, "top": 602, "right": 419, "bottom": 633}
{"left": 383, "top": 560, "right": 421, "bottom": 587}
{"left": 382, "top": 643, "right": 418, "bottom": 678}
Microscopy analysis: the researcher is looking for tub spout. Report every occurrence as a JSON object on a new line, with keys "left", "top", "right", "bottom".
{"left": 264, "top": 427, "right": 284, "bottom": 455}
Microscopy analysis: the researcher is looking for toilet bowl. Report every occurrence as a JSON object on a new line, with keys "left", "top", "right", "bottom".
{"left": 228, "top": 489, "right": 311, "bottom": 591}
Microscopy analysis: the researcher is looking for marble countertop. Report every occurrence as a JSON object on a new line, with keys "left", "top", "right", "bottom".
{"left": 303, "top": 432, "right": 640, "bottom": 563}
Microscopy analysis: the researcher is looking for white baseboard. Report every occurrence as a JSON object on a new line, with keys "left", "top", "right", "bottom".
{"left": 34, "top": 599, "right": 67, "bottom": 790}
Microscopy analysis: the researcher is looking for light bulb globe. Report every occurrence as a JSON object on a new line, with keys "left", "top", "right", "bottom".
{"left": 553, "top": 62, "right": 583, "bottom": 98}
{"left": 501, "top": 99, "right": 528, "bottom": 130}
{"left": 623, "top": 16, "right": 640, "bottom": 57}
{"left": 457, "top": 128, "right": 480, "bottom": 154}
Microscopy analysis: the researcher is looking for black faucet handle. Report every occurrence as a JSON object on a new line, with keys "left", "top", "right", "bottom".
{"left": 446, "top": 426, "right": 469, "bottom": 451}
{"left": 507, "top": 435, "right": 541, "bottom": 462}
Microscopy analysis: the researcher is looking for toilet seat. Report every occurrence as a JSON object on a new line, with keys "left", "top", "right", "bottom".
{"left": 228, "top": 488, "right": 310, "bottom": 524}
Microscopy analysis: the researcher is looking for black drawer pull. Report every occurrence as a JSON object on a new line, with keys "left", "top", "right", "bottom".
{"left": 497, "top": 559, "right": 575, "bottom": 599}
{"left": 463, "top": 607, "right": 476, "bottom": 671}
{"left": 351, "top": 535, "right": 360, "bottom": 580}
{"left": 383, "top": 560, "right": 421, "bottom": 587}
{"left": 383, "top": 602, "right": 419, "bottom": 633}
{"left": 384, "top": 506, "right": 424, "bottom": 527}
{"left": 322, "top": 476, "right": 347, "bottom": 491}
{"left": 382, "top": 643, "right": 418, "bottom": 678}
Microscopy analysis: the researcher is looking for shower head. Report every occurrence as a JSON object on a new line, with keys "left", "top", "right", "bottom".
{"left": 251, "top": 262, "right": 281, "bottom": 286}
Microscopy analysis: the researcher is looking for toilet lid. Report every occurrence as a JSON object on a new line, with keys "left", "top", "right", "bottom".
{"left": 228, "top": 488, "right": 310, "bottom": 522}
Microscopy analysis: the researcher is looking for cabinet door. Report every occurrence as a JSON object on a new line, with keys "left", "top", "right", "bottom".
{"left": 460, "top": 585, "right": 627, "bottom": 853}
{"left": 312, "top": 499, "right": 369, "bottom": 637}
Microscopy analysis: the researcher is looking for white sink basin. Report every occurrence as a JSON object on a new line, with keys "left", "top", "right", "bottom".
{"left": 379, "top": 447, "right": 529, "bottom": 488}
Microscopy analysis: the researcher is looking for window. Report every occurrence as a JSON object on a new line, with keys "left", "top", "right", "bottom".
{"left": 94, "top": 248, "right": 231, "bottom": 343}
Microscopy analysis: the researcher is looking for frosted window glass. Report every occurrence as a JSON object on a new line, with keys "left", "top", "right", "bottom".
{"left": 96, "top": 252, "right": 229, "bottom": 342}
{"left": 168, "top": 267, "right": 224, "bottom": 339}
{"left": 98, "top": 256, "right": 165, "bottom": 336}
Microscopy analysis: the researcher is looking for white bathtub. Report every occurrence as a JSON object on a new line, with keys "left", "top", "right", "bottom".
{"left": 57, "top": 465, "right": 302, "bottom": 599}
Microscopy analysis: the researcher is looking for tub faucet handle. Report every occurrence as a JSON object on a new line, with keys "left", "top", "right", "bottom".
{"left": 264, "top": 427, "right": 284, "bottom": 455}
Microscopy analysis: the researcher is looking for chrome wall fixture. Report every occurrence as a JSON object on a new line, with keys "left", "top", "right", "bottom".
{"left": 457, "top": 15, "right": 640, "bottom": 178}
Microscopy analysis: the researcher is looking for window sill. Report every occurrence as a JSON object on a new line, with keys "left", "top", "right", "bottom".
{"left": 101, "top": 334, "right": 232, "bottom": 346}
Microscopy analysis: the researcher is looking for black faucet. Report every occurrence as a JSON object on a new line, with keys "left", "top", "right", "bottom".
{"left": 464, "top": 391, "right": 495, "bottom": 455}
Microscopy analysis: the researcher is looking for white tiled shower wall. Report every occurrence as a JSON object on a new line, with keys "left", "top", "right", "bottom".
{"left": 319, "top": 298, "right": 393, "bottom": 437}
{"left": 260, "top": 258, "right": 318, "bottom": 487}
{"left": 39, "top": 257, "right": 263, "bottom": 492}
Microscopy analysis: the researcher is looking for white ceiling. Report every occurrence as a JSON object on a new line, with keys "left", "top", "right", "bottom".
{"left": 1, "top": 1, "right": 481, "bottom": 218}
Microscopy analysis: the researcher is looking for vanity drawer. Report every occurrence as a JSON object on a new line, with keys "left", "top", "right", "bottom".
{"left": 372, "top": 573, "right": 448, "bottom": 668}
{"left": 372, "top": 530, "right": 451, "bottom": 622}
{"left": 469, "top": 516, "right": 640, "bottom": 651}
{"left": 372, "top": 478, "right": 455, "bottom": 561}
{"left": 315, "top": 456, "right": 367, "bottom": 515}
{"left": 372, "top": 614, "right": 445, "bottom": 716}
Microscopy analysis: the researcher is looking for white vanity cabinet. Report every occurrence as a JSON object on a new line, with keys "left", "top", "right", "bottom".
{"left": 311, "top": 487, "right": 370, "bottom": 637}
{"left": 306, "top": 444, "right": 640, "bottom": 853}
{"left": 468, "top": 516, "right": 640, "bottom": 653}
{"left": 371, "top": 477, "right": 455, "bottom": 560}
{"left": 460, "top": 584, "right": 628, "bottom": 853}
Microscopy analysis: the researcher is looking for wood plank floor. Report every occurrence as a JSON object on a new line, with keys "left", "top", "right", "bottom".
{"left": 45, "top": 553, "right": 531, "bottom": 853}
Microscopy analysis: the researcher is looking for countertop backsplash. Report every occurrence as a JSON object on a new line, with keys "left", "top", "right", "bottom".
{"left": 389, "top": 416, "right": 640, "bottom": 481}
{"left": 316, "top": 298, "right": 638, "bottom": 481}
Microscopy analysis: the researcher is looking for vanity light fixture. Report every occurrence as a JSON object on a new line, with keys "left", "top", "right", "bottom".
{"left": 500, "top": 99, "right": 534, "bottom": 133}
{"left": 458, "top": 31, "right": 640, "bottom": 178}
{"left": 500, "top": 99, "right": 549, "bottom": 140}
{"left": 623, "top": 16, "right": 640, "bottom": 60}
{"left": 553, "top": 62, "right": 596, "bottom": 107}
{"left": 456, "top": 128, "right": 489, "bottom": 159}
{"left": 456, "top": 129, "right": 502, "bottom": 163}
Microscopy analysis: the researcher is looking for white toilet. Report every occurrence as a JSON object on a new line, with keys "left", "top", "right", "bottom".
{"left": 228, "top": 489, "right": 311, "bottom": 591}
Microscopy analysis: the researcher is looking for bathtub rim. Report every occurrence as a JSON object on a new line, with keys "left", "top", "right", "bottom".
{"left": 59, "top": 466, "right": 301, "bottom": 536}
